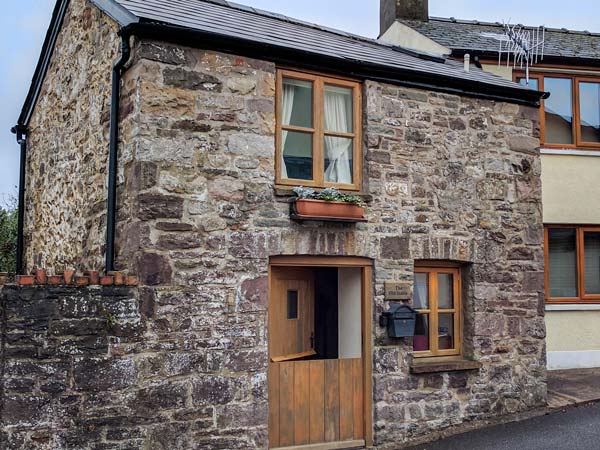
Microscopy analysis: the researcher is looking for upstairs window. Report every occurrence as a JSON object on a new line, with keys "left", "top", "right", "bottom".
{"left": 517, "top": 74, "right": 600, "bottom": 149}
{"left": 546, "top": 225, "right": 600, "bottom": 302}
{"left": 276, "top": 70, "right": 362, "bottom": 190}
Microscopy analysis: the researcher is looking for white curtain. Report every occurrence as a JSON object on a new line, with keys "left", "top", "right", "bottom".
{"left": 281, "top": 83, "right": 295, "bottom": 179}
{"left": 414, "top": 273, "right": 429, "bottom": 309}
{"left": 324, "top": 87, "right": 352, "bottom": 184}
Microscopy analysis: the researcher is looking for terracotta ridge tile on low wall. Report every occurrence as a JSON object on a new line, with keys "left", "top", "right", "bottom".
{"left": 13, "top": 269, "right": 139, "bottom": 287}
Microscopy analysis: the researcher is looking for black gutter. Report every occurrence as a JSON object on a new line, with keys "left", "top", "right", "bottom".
{"left": 126, "top": 21, "right": 546, "bottom": 107}
{"left": 9, "top": 126, "right": 27, "bottom": 275}
{"left": 105, "top": 31, "right": 132, "bottom": 273}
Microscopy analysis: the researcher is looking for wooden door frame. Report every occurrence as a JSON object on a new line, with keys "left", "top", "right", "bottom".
{"left": 268, "top": 256, "right": 374, "bottom": 448}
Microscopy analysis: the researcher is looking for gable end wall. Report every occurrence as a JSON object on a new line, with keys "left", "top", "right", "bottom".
{"left": 24, "top": 0, "right": 121, "bottom": 273}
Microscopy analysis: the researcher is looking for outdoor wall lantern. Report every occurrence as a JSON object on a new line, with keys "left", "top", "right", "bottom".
{"left": 380, "top": 303, "right": 417, "bottom": 338}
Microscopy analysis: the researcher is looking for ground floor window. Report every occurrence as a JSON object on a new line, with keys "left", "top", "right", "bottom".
{"left": 412, "top": 265, "right": 462, "bottom": 357}
{"left": 545, "top": 225, "right": 600, "bottom": 302}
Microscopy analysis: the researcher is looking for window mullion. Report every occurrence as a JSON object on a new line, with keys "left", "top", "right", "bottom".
{"left": 430, "top": 271, "right": 439, "bottom": 356}
{"left": 453, "top": 269, "right": 461, "bottom": 354}
{"left": 314, "top": 78, "right": 325, "bottom": 187}
{"left": 574, "top": 77, "right": 581, "bottom": 147}
{"left": 579, "top": 227, "right": 584, "bottom": 298}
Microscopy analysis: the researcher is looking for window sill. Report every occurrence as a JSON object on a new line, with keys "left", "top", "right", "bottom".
{"left": 541, "top": 148, "right": 600, "bottom": 156}
{"left": 546, "top": 303, "right": 600, "bottom": 311}
{"left": 410, "top": 357, "right": 482, "bottom": 374}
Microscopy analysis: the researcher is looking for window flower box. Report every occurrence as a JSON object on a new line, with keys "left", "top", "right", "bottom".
{"left": 291, "top": 187, "right": 366, "bottom": 222}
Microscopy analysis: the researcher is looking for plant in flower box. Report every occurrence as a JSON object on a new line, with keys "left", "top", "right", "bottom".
{"left": 292, "top": 187, "right": 366, "bottom": 220}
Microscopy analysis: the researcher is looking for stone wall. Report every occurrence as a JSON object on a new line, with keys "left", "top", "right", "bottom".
{"left": 0, "top": 285, "right": 144, "bottom": 449}
{"left": 24, "top": 0, "right": 119, "bottom": 273}
{"left": 105, "top": 39, "right": 547, "bottom": 448}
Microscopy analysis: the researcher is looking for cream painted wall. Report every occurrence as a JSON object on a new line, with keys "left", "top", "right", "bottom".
{"left": 338, "top": 268, "right": 362, "bottom": 359}
{"left": 481, "top": 64, "right": 513, "bottom": 81}
{"left": 541, "top": 154, "right": 600, "bottom": 224}
{"left": 546, "top": 311, "right": 600, "bottom": 351}
{"left": 379, "top": 21, "right": 450, "bottom": 56}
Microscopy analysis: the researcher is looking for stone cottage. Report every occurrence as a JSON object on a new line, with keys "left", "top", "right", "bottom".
{"left": 6, "top": 0, "right": 548, "bottom": 448}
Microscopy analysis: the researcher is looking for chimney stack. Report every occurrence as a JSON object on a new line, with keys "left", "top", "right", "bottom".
{"left": 380, "top": 0, "right": 429, "bottom": 35}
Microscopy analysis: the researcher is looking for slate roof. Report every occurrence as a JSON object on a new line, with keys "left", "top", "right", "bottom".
{"left": 107, "top": 0, "right": 534, "bottom": 94}
{"left": 16, "top": 0, "right": 546, "bottom": 128}
{"left": 401, "top": 17, "right": 600, "bottom": 62}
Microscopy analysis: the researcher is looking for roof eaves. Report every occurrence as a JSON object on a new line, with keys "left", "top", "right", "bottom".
{"left": 16, "top": 0, "right": 70, "bottom": 127}
{"left": 129, "top": 20, "right": 544, "bottom": 107}
{"left": 90, "top": 0, "right": 139, "bottom": 27}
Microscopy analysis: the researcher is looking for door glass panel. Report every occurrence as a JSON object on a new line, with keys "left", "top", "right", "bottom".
{"left": 438, "top": 273, "right": 454, "bottom": 309}
{"left": 413, "top": 314, "right": 429, "bottom": 351}
{"left": 438, "top": 314, "right": 454, "bottom": 350}
{"left": 282, "top": 131, "right": 313, "bottom": 180}
{"left": 324, "top": 85, "right": 353, "bottom": 133}
{"left": 584, "top": 232, "right": 600, "bottom": 295}
{"left": 414, "top": 273, "right": 429, "bottom": 309}
{"left": 287, "top": 290, "right": 299, "bottom": 319}
{"left": 544, "top": 77, "right": 574, "bottom": 145}
{"left": 548, "top": 228, "right": 578, "bottom": 297}
{"left": 324, "top": 136, "right": 353, "bottom": 184}
{"left": 282, "top": 78, "right": 313, "bottom": 128}
{"left": 579, "top": 82, "right": 600, "bottom": 143}
{"left": 518, "top": 77, "right": 539, "bottom": 90}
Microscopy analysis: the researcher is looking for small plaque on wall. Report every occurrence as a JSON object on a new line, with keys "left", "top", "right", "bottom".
{"left": 385, "top": 282, "right": 410, "bottom": 301}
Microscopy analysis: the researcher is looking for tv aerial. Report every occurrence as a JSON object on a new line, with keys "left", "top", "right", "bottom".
{"left": 481, "top": 22, "right": 546, "bottom": 85}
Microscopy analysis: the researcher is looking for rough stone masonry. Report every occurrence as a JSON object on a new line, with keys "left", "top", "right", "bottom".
{"left": 13, "top": 0, "right": 546, "bottom": 448}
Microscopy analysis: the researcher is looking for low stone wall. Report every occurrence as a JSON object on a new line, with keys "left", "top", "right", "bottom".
{"left": 0, "top": 285, "right": 144, "bottom": 449}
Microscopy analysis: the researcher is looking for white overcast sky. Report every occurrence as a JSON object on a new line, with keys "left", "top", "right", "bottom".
{"left": 1, "top": 0, "right": 599, "bottom": 203}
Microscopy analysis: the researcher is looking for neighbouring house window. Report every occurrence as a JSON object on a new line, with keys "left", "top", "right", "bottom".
{"left": 545, "top": 226, "right": 600, "bottom": 302}
{"left": 517, "top": 74, "right": 600, "bottom": 149}
{"left": 276, "top": 70, "right": 362, "bottom": 190}
{"left": 413, "top": 266, "right": 461, "bottom": 357}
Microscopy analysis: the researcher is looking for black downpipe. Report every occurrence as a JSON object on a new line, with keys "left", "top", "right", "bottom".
{"left": 106, "top": 32, "right": 132, "bottom": 273}
{"left": 10, "top": 125, "right": 27, "bottom": 275}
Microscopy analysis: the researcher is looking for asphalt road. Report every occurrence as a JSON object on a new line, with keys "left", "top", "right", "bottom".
{"left": 405, "top": 403, "right": 600, "bottom": 450}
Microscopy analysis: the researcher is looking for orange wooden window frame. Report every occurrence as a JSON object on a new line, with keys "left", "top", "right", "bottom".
{"left": 412, "top": 266, "right": 462, "bottom": 358}
{"left": 275, "top": 69, "right": 363, "bottom": 191}
{"left": 514, "top": 72, "right": 600, "bottom": 150}
{"left": 545, "top": 225, "right": 600, "bottom": 303}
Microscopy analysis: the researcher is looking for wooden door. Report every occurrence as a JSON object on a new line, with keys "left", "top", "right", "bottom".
{"left": 269, "top": 266, "right": 366, "bottom": 450}
{"left": 270, "top": 267, "right": 316, "bottom": 362}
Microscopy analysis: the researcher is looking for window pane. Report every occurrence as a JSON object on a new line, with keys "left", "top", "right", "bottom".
{"left": 438, "top": 273, "right": 454, "bottom": 309}
{"left": 282, "top": 131, "right": 313, "bottom": 180}
{"left": 324, "top": 85, "right": 353, "bottom": 133}
{"left": 413, "top": 314, "right": 429, "bottom": 351}
{"left": 544, "top": 77, "right": 574, "bottom": 145}
{"left": 282, "top": 78, "right": 313, "bottom": 128}
{"left": 579, "top": 82, "right": 600, "bottom": 143}
{"left": 548, "top": 228, "right": 578, "bottom": 298}
{"left": 414, "top": 273, "right": 429, "bottom": 309}
{"left": 518, "top": 77, "right": 539, "bottom": 91}
{"left": 324, "top": 136, "right": 353, "bottom": 184}
{"left": 584, "top": 232, "right": 600, "bottom": 295}
{"left": 287, "top": 290, "right": 298, "bottom": 319}
{"left": 438, "top": 314, "right": 454, "bottom": 350}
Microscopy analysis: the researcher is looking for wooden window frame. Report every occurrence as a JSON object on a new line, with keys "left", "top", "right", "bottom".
{"left": 275, "top": 69, "right": 363, "bottom": 191}
{"left": 515, "top": 72, "right": 600, "bottom": 150}
{"left": 545, "top": 225, "right": 600, "bottom": 303}
{"left": 412, "top": 266, "right": 462, "bottom": 358}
